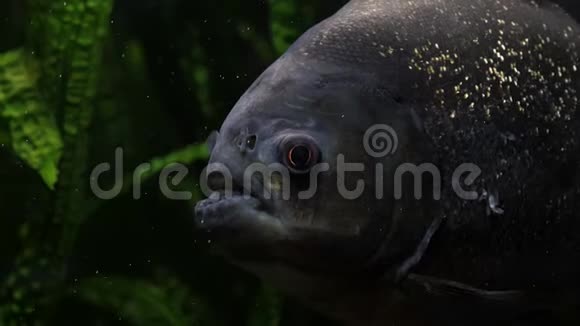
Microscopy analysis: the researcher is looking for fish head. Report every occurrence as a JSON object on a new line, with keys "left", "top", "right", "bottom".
{"left": 195, "top": 51, "right": 432, "bottom": 285}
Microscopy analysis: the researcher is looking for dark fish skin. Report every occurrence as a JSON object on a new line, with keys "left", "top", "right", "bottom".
{"left": 195, "top": 0, "right": 580, "bottom": 325}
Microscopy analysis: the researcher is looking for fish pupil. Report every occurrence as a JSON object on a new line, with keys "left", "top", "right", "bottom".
{"left": 289, "top": 145, "right": 312, "bottom": 170}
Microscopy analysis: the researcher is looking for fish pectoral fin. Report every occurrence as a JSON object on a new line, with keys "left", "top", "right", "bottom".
{"left": 405, "top": 273, "right": 525, "bottom": 305}
{"left": 394, "top": 216, "right": 443, "bottom": 282}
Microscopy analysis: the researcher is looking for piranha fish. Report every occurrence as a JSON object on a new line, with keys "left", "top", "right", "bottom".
{"left": 195, "top": 0, "right": 580, "bottom": 325}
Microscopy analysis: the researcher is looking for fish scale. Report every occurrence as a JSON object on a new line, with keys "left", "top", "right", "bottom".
{"left": 196, "top": 1, "right": 580, "bottom": 325}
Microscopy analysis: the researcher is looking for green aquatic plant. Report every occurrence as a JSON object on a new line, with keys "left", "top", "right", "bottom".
{"left": 247, "top": 286, "right": 282, "bottom": 326}
{"left": 0, "top": 50, "right": 63, "bottom": 190}
{"left": 0, "top": 0, "right": 335, "bottom": 324}
{"left": 0, "top": 0, "right": 115, "bottom": 323}
{"left": 269, "top": 0, "right": 304, "bottom": 55}
{"left": 77, "top": 276, "right": 207, "bottom": 326}
{"left": 269, "top": 0, "right": 323, "bottom": 55}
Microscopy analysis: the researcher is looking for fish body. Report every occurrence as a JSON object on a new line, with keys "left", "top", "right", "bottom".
{"left": 195, "top": 1, "right": 580, "bottom": 325}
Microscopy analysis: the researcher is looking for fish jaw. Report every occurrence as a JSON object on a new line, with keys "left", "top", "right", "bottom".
{"left": 194, "top": 192, "right": 289, "bottom": 245}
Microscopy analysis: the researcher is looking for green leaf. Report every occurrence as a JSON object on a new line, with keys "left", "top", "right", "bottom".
{"left": 0, "top": 49, "right": 63, "bottom": 189}
{"left": 126, "top": 143, "right": 210, "bottom": 189}
{"left": 26, "top": 0, "right": 115, "bottom": 256}
{"left": 181, "top": 37, "right": 214, "bottom": 118}
{"left": 269, "top": 0, "right": 316, "bottom": 55}
{"left": 1, "top": 3, "right": 115, "bottom": 324}
{"left": 247, "top": 285, "right": 282, "bottom": 326}
{"left": 269, "top": 0, "right": 301, "bottom": 54}
{"left": 149, "top": 143, "right": 210, "bottom": 175}
{"left": 77, "top": 277, "right": 208, "bottom": 326}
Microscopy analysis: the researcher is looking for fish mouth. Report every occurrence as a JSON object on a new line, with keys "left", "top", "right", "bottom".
{"left": 193, "top": 185, "right": 271, "bottom": 232}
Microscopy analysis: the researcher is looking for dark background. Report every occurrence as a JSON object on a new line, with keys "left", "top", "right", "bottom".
{"left": 0, "top": 0, "right": 347, "bottom": 325}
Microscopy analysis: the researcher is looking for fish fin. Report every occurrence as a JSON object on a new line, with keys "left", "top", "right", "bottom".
{"left": 406, "top": 273, "right": 526, "bottom": 305}
{"left": 394, "top": 216, "right": 443, "bottom": 282}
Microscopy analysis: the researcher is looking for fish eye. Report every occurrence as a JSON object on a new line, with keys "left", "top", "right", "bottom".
{"left": 280, "top": 136, "right": 320, "bottom": 174}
